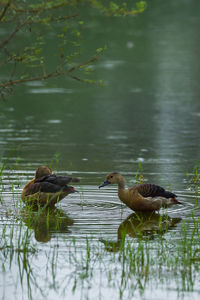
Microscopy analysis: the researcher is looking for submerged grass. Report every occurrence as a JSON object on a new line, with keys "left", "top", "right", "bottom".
{"left": 1, "top": 206, "right": 200, "bottom": 299}
{"left": 0, "top": 161, "right": 200, "bottom": 299}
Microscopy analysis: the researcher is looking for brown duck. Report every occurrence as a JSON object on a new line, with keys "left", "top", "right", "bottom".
{"left": 21, "top": 166, "right": 79, "bottom": 206}
{"left": 99, "top": 172, "right": 181, "bottom": 212}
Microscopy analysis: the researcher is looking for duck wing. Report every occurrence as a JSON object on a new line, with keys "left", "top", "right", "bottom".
{"left": 35, "top": 174, "right": 79, "bottom": 186}
{"left": 134, "top": 184, "right": 177, "bottom": 199}
{"left": 26, "top": 182, "right": 63, "bottom": 196}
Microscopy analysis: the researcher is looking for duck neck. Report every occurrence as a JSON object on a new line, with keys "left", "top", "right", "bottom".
{"left": 118, "top": 179, "right": 126, "bottom": 189}
{"left": 117, "top": 177, "right": 129, "bottom": 205}
{"left": 117, "top": 175, "right": 126, "bottom": 189}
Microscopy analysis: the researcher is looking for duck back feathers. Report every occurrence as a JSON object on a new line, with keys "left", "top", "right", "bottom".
{"left": 34, "top": 174, "right": 79, "bottom": 185}
{"left": 133, "top": 183, "right": 177, "bottom": 199}
{"left": 26, "top": 174, "right": 79, "bottom": 196}
{"left": 21, "top": 166, "right": 79, "bottom": 206}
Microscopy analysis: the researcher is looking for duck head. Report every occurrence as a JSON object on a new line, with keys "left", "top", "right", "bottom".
{"left": 35, "top": 166, "right": 52, "bottom": 179}
{"left": 64, "top": 186, "right": 78, "bottom": 194}
{"left": 99, "top": 172, "right": 123, "bottom": 188}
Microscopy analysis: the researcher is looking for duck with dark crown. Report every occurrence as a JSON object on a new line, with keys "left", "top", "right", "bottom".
{"left": 21, "top": 166, "right": 79, "bottom": 207}
{"left": 99, "top": 172, "right": 181, "bottom": 212}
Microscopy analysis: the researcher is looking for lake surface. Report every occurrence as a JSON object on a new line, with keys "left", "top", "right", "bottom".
{"left": 0, "top": 1, "right": 200, "bottom": 299}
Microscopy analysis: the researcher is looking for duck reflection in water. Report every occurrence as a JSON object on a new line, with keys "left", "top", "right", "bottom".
{"left": 21, "top": 206, "right": 74, "bottom": 243}
{"left": 100, "top": 212, "right": 181, "bottom": 252}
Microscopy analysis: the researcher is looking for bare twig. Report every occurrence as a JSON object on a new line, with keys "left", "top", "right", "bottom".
{"left": 0, "top": 71, "right": 58, "bottom": 88}
{"left": 0, "top": 0, "right": 12, "bottom": 21}
{"left": 68, "top": 75, "right": 83, "bottom": 82}
{"left": 0, "top": 22, "right": 25, "bottom": 48}
{"left": 68, "top": 56, "right": 98, "bottom": 73}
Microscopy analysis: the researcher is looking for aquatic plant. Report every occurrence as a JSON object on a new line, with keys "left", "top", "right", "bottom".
{"left": 1, "top": 161, "right": 200, "bottom": 299}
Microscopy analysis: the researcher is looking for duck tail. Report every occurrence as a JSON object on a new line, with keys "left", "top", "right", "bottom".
{"left": 71, "top": 177, "right": 80, "bottom": 183}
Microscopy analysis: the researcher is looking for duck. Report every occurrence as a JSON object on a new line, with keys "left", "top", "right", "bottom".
{"left": 21, "top": 166, "right": 79, "bottom": 207}
{"left": 99, "top": 172, "right": 181, "bottom": 212}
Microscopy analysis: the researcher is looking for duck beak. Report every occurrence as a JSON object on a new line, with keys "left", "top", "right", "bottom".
{"left": 176, "top": 200, "right": 183, "bottom": 205}
{"left": 71, "top": 188, "right": 79, "bottom": 193}
{"left": 66, "top": 186, "right": 79, "bottom": 193}
{"left": 172, "top": 198, "right": 183, "bottom": 205}
{"left": 99, "top": 180, "right": 110, "bottom": 188}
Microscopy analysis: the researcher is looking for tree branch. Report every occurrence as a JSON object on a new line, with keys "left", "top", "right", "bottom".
{"left": 26, "top": 13, "right": 78, "bottom": 25}
{"left": 0, "top": 21, "right": 25, "bottom": 49}
{"left": 0, "top": 54, "right": 100, "bottom": 90}
{"left": 10, "top": 2, "right": 71, "bottom": 13}
{"left": 0, "top": 0, "right": 12, "bottom": 22}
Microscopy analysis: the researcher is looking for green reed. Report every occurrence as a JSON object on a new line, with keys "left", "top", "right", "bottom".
{"left": 187, "top": 163, "right": 200, "bottom": 200}
{"left": 1, "top": 213, "right": 200, "bottom": 300}
{"left": 1, "top": 161, "right": 200, "bottom": 300}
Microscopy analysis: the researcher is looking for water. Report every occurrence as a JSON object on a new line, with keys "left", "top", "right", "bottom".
{"left": 0, "top": 0, "right": 200, "bottom": 299}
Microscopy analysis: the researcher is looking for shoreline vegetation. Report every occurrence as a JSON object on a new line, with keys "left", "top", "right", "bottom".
{"left": 0, "top": 161, "right": 200, "bottom": 299}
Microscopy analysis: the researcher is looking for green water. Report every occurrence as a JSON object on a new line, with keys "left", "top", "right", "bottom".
{"left": 0, "top": 1, "right": 200, "bottom": 299}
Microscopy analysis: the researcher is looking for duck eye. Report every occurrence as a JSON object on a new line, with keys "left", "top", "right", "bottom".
{"left": 110, "top": 176, "right": 113, "bottom": 178}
